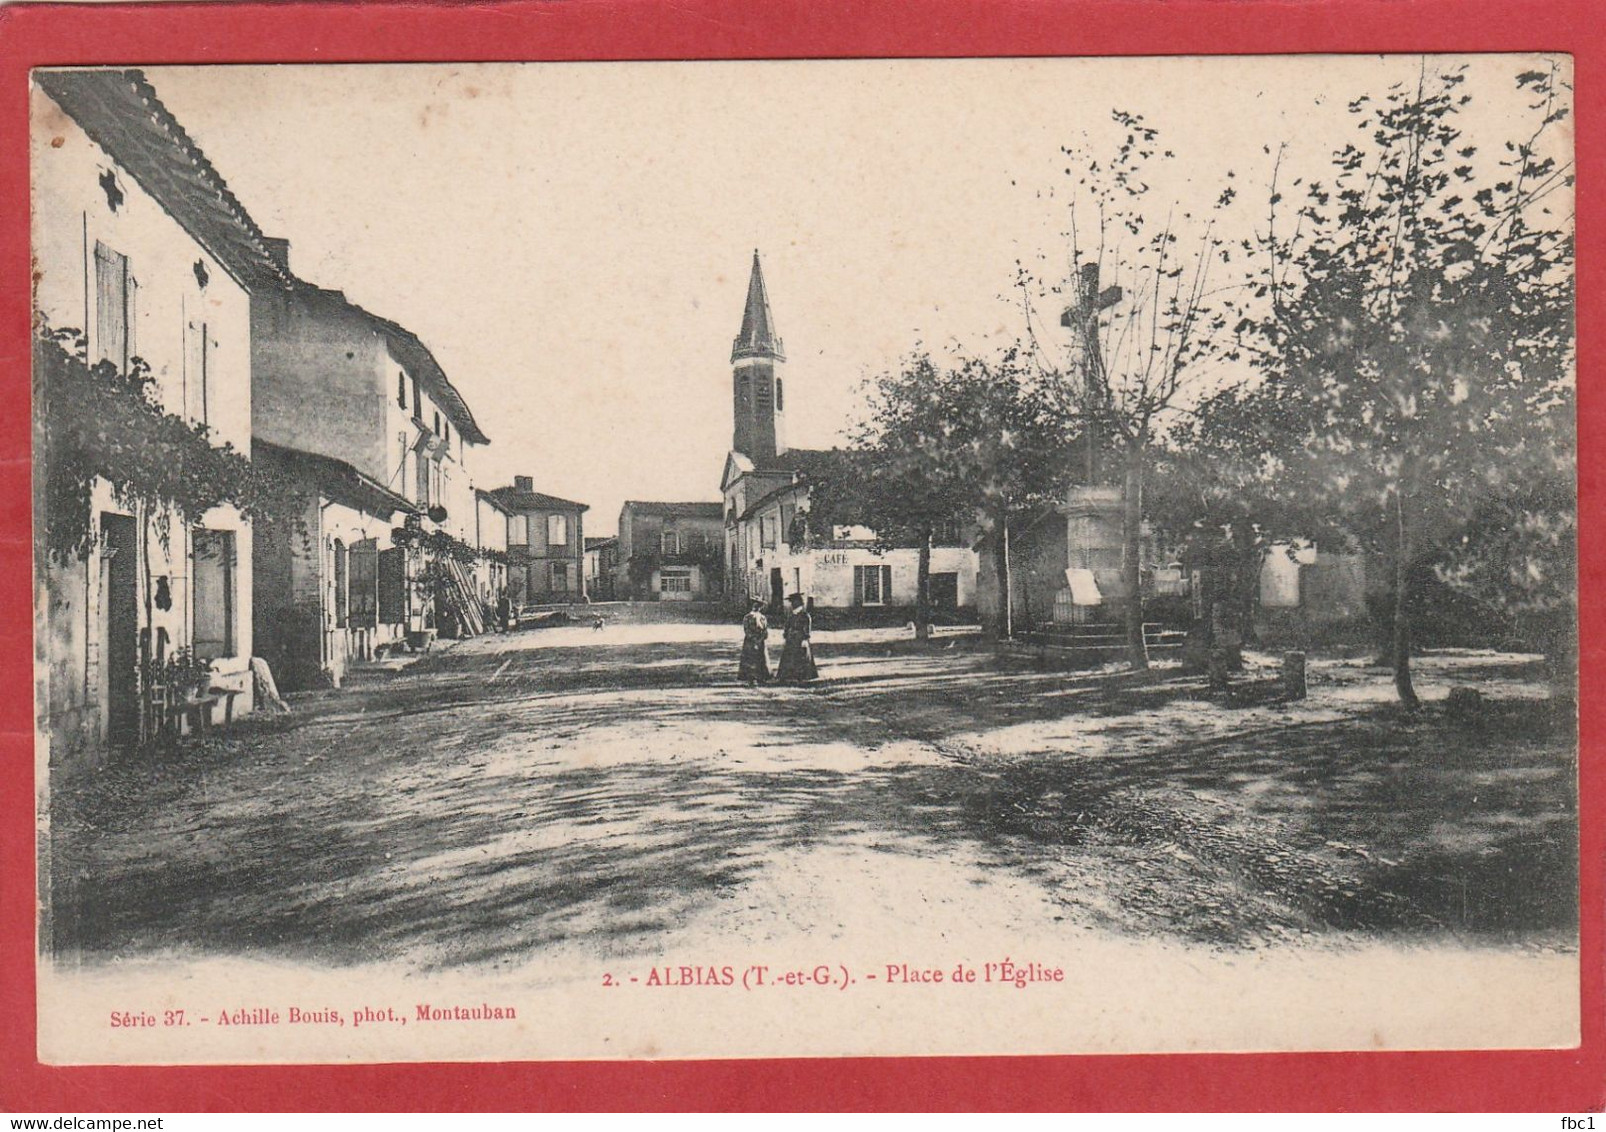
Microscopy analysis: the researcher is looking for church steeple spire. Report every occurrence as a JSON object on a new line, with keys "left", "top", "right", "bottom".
{"left": 731, "top": 249, "right": 785, "bottom": 363}
{"left": 729, "top": 250, "right": 787, "bottom": 461}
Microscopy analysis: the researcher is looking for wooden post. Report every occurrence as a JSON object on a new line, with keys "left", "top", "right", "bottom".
{"left": 1002, "top": 518, "right": 1013, "bottom": 640}
{"left": 1283, "top": 651, "right": 1307, "bottom": 700}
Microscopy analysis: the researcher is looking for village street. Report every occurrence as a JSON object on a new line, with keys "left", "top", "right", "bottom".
{"left": 49, "top": 619, "right": 1577, "bottom": 983}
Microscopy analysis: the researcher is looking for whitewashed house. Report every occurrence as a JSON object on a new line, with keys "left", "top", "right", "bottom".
{"left": 250, "top": 261, "right": 491, "bottom": 688}
{"left": 32, "top": 69, "right": 286, "bottom": 758}
{"left": 474, "top": 489, "right": 512, "bottom": 607}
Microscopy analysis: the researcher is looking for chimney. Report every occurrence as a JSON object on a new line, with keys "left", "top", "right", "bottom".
{"left": 514, "top": 475, "right": 534, "bottom": 493}
{"left": 262, "top": 236, "right": 290, "bottom": 273}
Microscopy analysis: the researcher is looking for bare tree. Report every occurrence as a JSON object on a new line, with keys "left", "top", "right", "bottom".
{"left": 1020, "top": 112, "right": 1234, "bottom": 668}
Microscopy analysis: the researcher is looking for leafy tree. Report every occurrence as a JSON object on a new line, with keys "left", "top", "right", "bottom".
{"left": 1224, "top": 60, "right": 1574, "bottom": 705}
{"left": 1147, "top": 371, "right": 1360, "bottom": 654}
{"left": 1438, "top": 472, "right": 1576, "bottom": 667}
{"left": 810, "top": 350, "right": 1076, "bottom": 639}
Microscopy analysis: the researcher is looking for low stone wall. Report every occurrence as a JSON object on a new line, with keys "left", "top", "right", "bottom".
{"left": 809, "top": 605, "right": 980, "bottom": 630}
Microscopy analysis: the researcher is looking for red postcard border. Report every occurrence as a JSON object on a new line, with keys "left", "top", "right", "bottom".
{"left": 0, "top": 0, "right": 1600, "bottom": 1113}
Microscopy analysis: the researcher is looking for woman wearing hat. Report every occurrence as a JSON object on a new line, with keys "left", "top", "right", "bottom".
{"left": 738, "top": 597, "right": 771, "bottom": 685}
{"left": 775, "top": 593, "right": 819, "bottom": 684}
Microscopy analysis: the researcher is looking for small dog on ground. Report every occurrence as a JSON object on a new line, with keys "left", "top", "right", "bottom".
{"left": 592, "top": 616, "right": 606, "bottom": 632}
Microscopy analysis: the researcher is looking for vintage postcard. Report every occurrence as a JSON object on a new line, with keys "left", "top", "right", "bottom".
{"left": 29, "top": 54, "right": 1578, "bottom": 1067}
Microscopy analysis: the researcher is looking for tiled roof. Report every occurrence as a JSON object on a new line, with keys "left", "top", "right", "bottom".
{"left": 253, "top": 438, "right": 415, "bottom": 519}
{"left": 755, "top": 447, "right": 835, "bottom": 474}
{"left": 730, "top": 250, "right": 784, "bottom": 363}
{"left": 489, "top": 485, "right": 589, "bottom": 513}
{"left": 36, "top": 70, "right": 291, "bottom": 295}
{"left": 475, "top": 488, "right": 515, "bottom": 513}
{"left": 733, "top": 449, "right": 845, "bottom": 521}
{"left": 622, "top": 501, "right": 724, "bottom": 519}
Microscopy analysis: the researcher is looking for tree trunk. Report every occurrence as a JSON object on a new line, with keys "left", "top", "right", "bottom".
{"left": 1237, "top": 544, "right": 1265, "bottom": 648}
{"left": 1393, "top": 488, "right": 1419, "bottom": 708}
{"left": 139, "top": 504, "right": 154, "bottom": 743}
{"left": 1122, "top": 449, "right": 1148, "bottom": 670}
{"left": 988, "top": 508, "right": 1015, "bottom": 640}
{"left": 915, "top": 530, "right": 933, "bottom": 642}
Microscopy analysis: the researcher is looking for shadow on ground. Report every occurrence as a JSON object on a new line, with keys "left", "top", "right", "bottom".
{"left": 48, "top": 632, "right": 1577, "bottom": 967}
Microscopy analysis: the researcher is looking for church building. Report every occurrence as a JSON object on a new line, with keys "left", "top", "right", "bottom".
{"left": 719, "top": 252, "right": 977, "bottom": 616}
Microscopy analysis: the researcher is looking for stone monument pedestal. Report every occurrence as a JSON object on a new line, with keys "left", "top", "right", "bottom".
{"left": 1059, "top": 486, "right": 1128, "bottom": 623}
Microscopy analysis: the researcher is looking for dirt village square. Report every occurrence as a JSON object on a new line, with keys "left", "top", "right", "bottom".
{"left": 30, "top": 58, "right": 1578, "bottom": 1057}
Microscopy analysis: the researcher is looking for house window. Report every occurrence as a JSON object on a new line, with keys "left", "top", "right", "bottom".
{"left": 192, "top": 529, "right": 236, "bottom": 659}
{"left": 397, "top": 371, "right": 407, "bottom": 409}
{"left": 332, "top": 538, "right": 349, "bottom": 628}
{"left": 433, "top": 410, "right": 441, "bottom": 436}
{"left": 760, "top": 515, "right": 777, "bottom": 550}
{"left": 780, "top": 502, "right": 796, "bottom": 547}
{"left": 509, "top": 515, "right": 528, "bottom": 546}
{"left": 854, "top": 564, "right": 893, "bottom": 607}
{"left": 547, "top": 514, "right": 569, "bottom": 547}
{"left": 661, "top": 529, "right": 680, "bottom": 555}
{"left": 551, "top": 561, "right": 569, "bottom": 591}
{"left": 443, "top": 419, "right": 450, "bottom": 447}
{"left": 661, "top": 568, "right": 692, "bottom": 593}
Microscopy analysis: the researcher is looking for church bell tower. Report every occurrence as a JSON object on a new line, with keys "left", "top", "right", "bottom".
{"left": 731, "top": 250, "right": 787, "bottom": 461}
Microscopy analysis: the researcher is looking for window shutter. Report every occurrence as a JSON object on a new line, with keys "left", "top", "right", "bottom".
{"left": 94, "top": 242, "right": 129, "bottom": 370}
{"left": 853, "top": 565, "right": 864, "bottom": 606}
{"left": 333, "top": 540, "right": 349, "bottom": 628}
{"left": 882, "top": 565, "right": 893, "bottom": 605}
{"left": 377, "top": 548, "right": 406, "bottom": 624}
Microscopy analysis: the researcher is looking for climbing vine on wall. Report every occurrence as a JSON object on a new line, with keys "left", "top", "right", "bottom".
{"left": 390, "top": 521, "right": 480, "bottom": 562}
{"left": 389, "top": 518, "right": 504, "bottom": 589}
{"left": 33, "top": 324, "right": 306, "bottom": 565}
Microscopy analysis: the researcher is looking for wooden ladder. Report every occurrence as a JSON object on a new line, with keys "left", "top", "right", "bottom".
{"left": 438, "top": 555, "right": 485, "bottom": 637}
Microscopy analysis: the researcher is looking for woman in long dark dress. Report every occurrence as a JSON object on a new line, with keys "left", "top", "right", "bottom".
{"left": 775, "top": 593, "right": 819, "bottom": 684}
{"left": 738, "top": 598, "right": 771, "bottom": 685}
